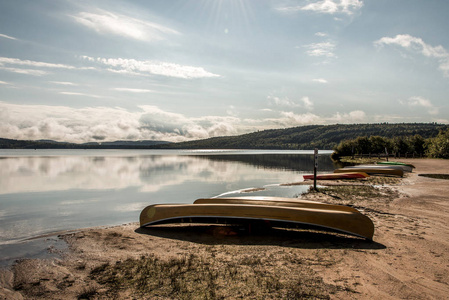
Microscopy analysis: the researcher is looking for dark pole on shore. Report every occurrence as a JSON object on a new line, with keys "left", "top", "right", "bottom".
{"left": 314, "top": 148, "right": 318, "bottom": 191}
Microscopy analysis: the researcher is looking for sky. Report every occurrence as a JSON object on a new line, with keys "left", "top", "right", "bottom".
{"left": 1, "top": 0, "right": 448, "bottom": 143}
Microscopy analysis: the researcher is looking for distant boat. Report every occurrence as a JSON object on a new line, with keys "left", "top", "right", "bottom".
{"left": 303, "top": 172, "right": 369, "bottom": 180}
{"left": 139, "top": 201, "right": 375, "bottom": 240}
{"left": 377, "top": 161, "right": 415, "bottom": 169}
{"left": 334, "top": 167, "right": 403, "bottom": 177}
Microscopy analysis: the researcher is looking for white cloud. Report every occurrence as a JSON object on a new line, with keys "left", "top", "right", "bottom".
{"left": 400, "top": 96, "right": 438, "bottom": 115}
{"left": 113, "top": 88, "right": 153, "bottom": 93}
{"left": 375, "top": 34, "right": 449, "bottom": 77}
{"left": 0, "top": 81, "right": 10, "bottom": 85}
{"left": 301, "top": 97, "right": 314, "bottom": 111}
{"left": 268, "top": 95, "right": 299, "bottom": 107}
{"left": 72, "top": 10, "right": 179, "bottom": 41}
{"left": 0, "top": 67, "right": 48, "bottom": 76}
{"left": 315, "top": 32, "right": 328, "bottom": 37}
{"left": 277, "top": 112, "right": 323, "bottom": 126}
{"left": 330, "top": 110, "right": 366, "bottom": 122}
{"left": 268, "top": 95, "right": 314, "bottom": 111}
{"left": 0, "top": 57, "right": 76, "bottom": 76}
{"left": 0, "top": 57, "right": 75, "bottom": 69}
{"left": 0, "top": 102, "right": 241, "bottom": 143}
{"left": 83, "top": 56, "right": 220, "bottom": 79}
{"left": 313, "top": 78, "right": 328, "bottom": 83}
{"left": 0, "top": 33, "right": 17, "bottom": 40}
{"left": 277, "top": 0, "right": 363, "bottom": 15}
{"left": 50, "top": 81, "right": 77, "bottom": 86}
{"left": 0, "top": 102, "right": 374, "bottom": 143}
{"left": 59, "top": 92, "right": 103, "bottom": 98}
{"left": 303, "top": 42, "right": 336, "bottom": 58}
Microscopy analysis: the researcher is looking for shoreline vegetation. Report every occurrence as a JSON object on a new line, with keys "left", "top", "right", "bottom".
{"left": 1, "top": 158, "right": 448, "bottom": 299}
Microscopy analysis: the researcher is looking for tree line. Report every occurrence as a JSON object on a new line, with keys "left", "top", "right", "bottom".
{"left": 331, "top": 128, "right": 449, "bottom": 160}
{"left": 1, "top": 123, "right": 448, "bottom": 154}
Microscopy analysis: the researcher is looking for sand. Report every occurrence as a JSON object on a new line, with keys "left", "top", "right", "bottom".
{"left": 1, "top": 158, "right": 448, "bottom": 299}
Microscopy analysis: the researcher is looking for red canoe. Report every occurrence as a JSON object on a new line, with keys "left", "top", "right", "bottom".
{"left": 303, "top": 172, "right": 369, "bottom": 180}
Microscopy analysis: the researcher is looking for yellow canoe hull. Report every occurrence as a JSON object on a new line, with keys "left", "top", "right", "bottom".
{"left": 139, "top": 203, "right": 374, "bottom": 240}
{"left": 334, "top": 167, "right": 403, "bottom": 177}
{"left": 194, "top": 196, "right": 359, "bottom": 213}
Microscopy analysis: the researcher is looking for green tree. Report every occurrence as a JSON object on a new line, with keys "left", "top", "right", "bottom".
{"left": 426, "top": 129, "right": 449, "bottom": 158}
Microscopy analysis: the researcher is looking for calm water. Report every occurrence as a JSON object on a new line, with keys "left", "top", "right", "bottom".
{"left": 0, "top": 149, "right": 334, "bottom": 265}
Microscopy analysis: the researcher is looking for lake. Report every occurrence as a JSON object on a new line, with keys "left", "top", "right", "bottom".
{"left": 0, "top": 149, "right": 335, "bottom": 266}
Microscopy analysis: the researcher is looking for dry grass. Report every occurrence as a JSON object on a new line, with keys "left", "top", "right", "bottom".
{"left": 88, "top": 252, "right": 341, "bottom": 299}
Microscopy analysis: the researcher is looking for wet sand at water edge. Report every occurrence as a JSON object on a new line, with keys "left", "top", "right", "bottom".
{"left": 1, "top": 159, "right": 448, "bottom": 299}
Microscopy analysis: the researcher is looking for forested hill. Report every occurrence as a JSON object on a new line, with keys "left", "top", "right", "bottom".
{"left": 1, "top": 123, "right": 447, "bottom": 150}
{"left": 156, "top": 123, "right": 447, "bottom": 150}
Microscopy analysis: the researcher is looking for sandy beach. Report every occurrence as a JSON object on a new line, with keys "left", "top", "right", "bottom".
{"left": 1, "top": 158, "right": 448, "bottom": 299}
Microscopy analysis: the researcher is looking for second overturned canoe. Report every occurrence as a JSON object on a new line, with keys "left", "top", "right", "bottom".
{"left": 376, "top": 161, "right": 415, "bottom": 170}
{"left": 334, "top": 167, "right": 403, "bottom": 177}
{"left": 303, "top": 172, "right": 369, "bottom": 180}
{"left": 194, "top": 196, "right": 359, "bottom": 212}
{"left": 345, "top": 164, "right": 413, "bottom": 173}
{"left": 139, "top": 203, "right": 375, "bottom": 240}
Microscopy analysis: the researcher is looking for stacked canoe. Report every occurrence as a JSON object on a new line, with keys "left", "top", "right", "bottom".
{"left": 333, "top": 161, "right": 414, "bottom": 177}
{"left": 139, "top": 196, "right": 375, "bottom": 240}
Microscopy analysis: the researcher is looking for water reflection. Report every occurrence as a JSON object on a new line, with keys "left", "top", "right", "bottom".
{"left": 0, "top": 150, "right": 335, "bottom": 249}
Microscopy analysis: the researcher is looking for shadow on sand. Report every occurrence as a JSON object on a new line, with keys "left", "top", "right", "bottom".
{"left": 135, "top": 224, "right": 385, "bottom": 250}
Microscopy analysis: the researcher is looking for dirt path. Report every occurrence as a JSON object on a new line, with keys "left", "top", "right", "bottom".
{"left": 1, "top": 159, "right": 448, "bottom": 299}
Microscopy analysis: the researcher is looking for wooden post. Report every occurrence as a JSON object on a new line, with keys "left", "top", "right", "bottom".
{"left": 314, "top": 148, "right": 318, "bottom": 191}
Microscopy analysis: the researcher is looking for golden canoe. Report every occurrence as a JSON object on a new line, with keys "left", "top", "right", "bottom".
{"left": 139, "top": 203, "right": 374, "bottom": 240}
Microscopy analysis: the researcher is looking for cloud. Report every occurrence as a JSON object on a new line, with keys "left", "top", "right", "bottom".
{"left": 72, "top": 10, "right": 179, "bottom": 41}
{"left": 0, "top": 102, "right": 240, "bottom": 143}
{"left": 330, "top": 110, "right": 366, "bottom": 122}
{"left": 0, "top": 57, "right": 76, "bottom": 76}
{"left": 82, "top": 56, "right": 220, "bottom": 79}
{"left": 59, "top": 92, "right": 104, "bottom": 98}
{"left": 0, "top": 57, "right": 75, "bottom": 69}
{"left": 113, "top": 88, "right": 153, "bottom": 93}
{"left": 50, "top": 81, "right": 77, "bottom": 86}
{"left": 303, "top": 42, "right": 336, "bottom": 58}
{"left": 0, "top": 101, "right": 374, "bottom": 143}
{"left": 375, "top": 34, "right": 449, "bottom": 77}
{"left": 268, "top": 96, "right": 299, "bottom": 107}
{"left": 268, "top": 95, "right": 314, "bottom": 111}
{"left": 400, "top": 96, "right": 438, "bottom": 115}
{"left": 0, "top": 33, "right": 17, "bottom": 40}
{"left": 301, "top": 96, "right": 314, "bottom": 111}
{"left": 0, "top": 81, "right": 10, "bottom": 85}
{"left": 277, "top": 0, "right": 363, "bottom": 15}
{"left": 277, "top": 112, "right": 323, "bottom": 126}
{"left": 0, "top": 67, "right": 48, "bottom": 76}
{"left": 313, "top": 78, "right": 328, "bottom": 83}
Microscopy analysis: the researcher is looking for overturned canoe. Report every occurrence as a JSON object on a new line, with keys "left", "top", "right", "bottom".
{"left": 346, "top": 164, "right": 413, "bottom": 173}
{"left": 194, "top": 196, "right": 359, "bottom": 213}
{"left": 303, "top": 172, "right": 369, "bottom": 180}
{"left": 334, "top": 167, "right": 403, "bottom": 177}
{"left": 377, "top": 161, "right": 415, "bottom": 169}
{"left": 139, "top": 203, "right": 374, "bottom": 240}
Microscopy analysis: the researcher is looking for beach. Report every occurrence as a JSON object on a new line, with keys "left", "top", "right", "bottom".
{"left": 1, "top": 158, "right": 448, "bottom": 299}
